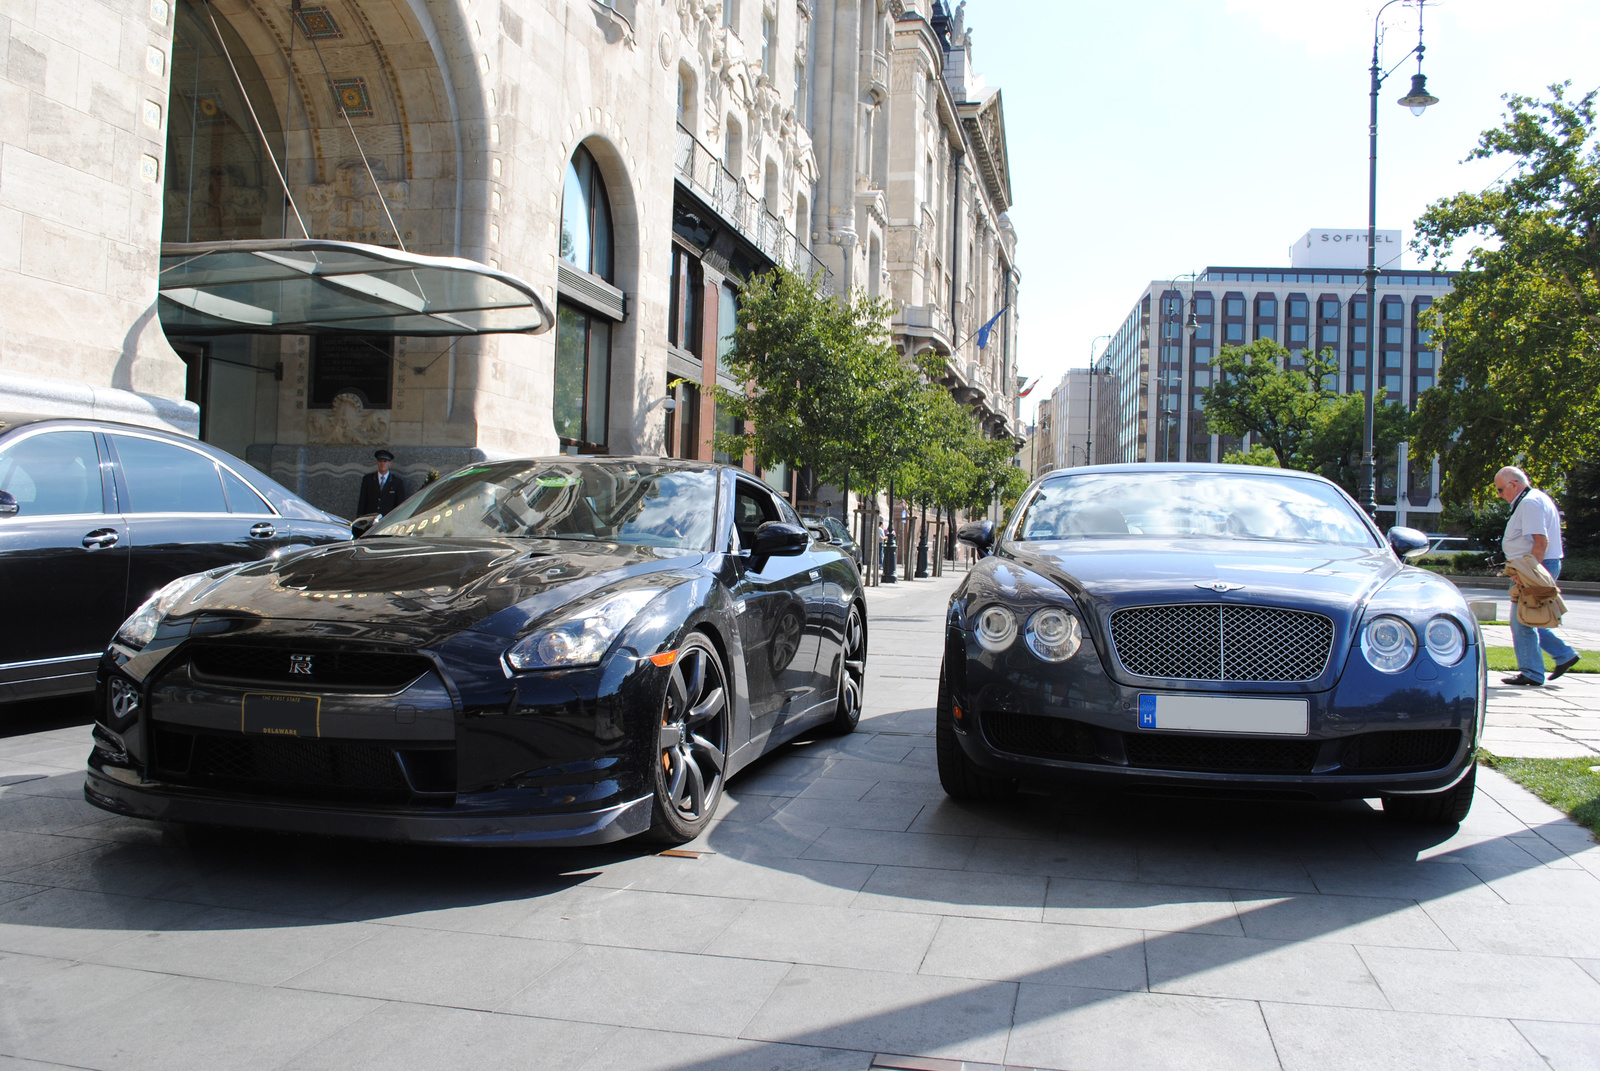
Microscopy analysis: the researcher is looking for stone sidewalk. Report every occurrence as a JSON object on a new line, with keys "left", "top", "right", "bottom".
{"left": 0, "top": 572, "right": 1596, "bottom": 1071}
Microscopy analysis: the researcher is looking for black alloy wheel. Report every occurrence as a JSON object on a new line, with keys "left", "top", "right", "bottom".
{"left": 825, "top": 604, "right": 866, "bottom": 735}
{"left": 648, "top": 632, "right": 730, "bottom": 843}
{"left": 935, "top": 663, "right": 1017, "bottom": 801}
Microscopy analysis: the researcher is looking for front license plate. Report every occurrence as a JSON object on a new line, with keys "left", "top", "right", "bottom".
{"left": 1137, "top": 694, "right": 1307, "bottom": 736}
{"left": 241, "top": 693, "right": 321, "bottom": 738}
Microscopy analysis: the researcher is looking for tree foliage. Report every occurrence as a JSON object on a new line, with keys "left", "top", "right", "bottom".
{"left": 1410, "top": 83, "right": 1600, "bottom": 499}
{"left": 1201, "top": 340, "right": 1410, "bottom": 497}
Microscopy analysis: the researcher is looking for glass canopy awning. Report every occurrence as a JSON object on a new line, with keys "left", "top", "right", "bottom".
{"left": 158, "top": 240, "right": 554, "bottom": 337}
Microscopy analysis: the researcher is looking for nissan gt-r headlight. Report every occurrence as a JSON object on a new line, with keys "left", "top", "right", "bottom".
{"left": 1423, "top": 615, "right": 1466, "bottom": 667}
{"left": 506, "top": 589, "right": 663, "bottom": 671}
{"left": 1360, "top": 614, "right": 1417, "bottom": 673}
{"left": 974, "top": 605, "right": 1018, "bottom": 652}
{"left": 1025, "top": 608, "right": 1082, "bottom": 662}
{"left": 114, "top": 568, "right": 237, "bottom": 651}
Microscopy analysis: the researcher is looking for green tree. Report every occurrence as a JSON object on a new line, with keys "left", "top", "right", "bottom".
{"left": 1221, "top": 444, "right": 1282, "bottom": 467}
{"left": 1410, "top": 83, "right": 1600, "bottom": 498}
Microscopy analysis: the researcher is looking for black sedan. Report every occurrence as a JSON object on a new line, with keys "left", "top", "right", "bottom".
{"left": 941, "top": 465, "right": 1485, "bottom": 824}
{"left": 85, "top": 458, "right": 867, "bottom": 845}
{"left": 0, "top": 414, "right": 350, "bottom": 703}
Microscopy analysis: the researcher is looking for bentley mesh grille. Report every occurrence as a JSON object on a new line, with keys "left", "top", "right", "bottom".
{"left": 1342, "top": 729, "right": 1460, "bottom": 772}
{"left": 1109, "top": 604, "right": 1334, "bottom": 681}
{"left": 1123, "top": 734, "right": 1320, "bottom": 774}
{"left": 982, "top": 711, "right": 1099, "bottom": 762}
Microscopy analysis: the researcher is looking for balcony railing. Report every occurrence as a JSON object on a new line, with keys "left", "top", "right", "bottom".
{"left": 674, "top": 126, "right": 829, "bottom": 282}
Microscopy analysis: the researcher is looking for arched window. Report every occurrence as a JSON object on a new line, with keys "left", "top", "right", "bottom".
{"left": 555, "top": 144, "right": 617, "bottom": 451}
{"left": 868, "top": 235, "right": 881, "bottom": 297}
{"left": 724, "top": 116, "right": 743, "bottom": 175}
{"left": 677, "top": 65, "right": 697, "bottom": 136}
{"left": 795, "top": 193, "right": 809, "bottom": 248}
{"left": 763, "top": 159, "right": 779, "bottom": 209}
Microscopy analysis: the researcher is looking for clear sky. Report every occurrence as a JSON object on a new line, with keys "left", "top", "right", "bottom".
{"left": 959, "top": 0, "right": 1600, "bottom": 420}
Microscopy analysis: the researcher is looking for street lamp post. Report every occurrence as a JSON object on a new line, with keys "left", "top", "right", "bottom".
{"left": 1362, "top": 0, "right": 1439, "bottom": 518}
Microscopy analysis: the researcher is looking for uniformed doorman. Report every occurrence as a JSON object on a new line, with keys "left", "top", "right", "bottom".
{"left": 357, "top": 449, "right": 407, "bottom": 517}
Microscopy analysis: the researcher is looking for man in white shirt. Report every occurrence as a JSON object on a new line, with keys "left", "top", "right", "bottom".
{"left": 1494, "top": 466, "right": 1579, "bottom": 686}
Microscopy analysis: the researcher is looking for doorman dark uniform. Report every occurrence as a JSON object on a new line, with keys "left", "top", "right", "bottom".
{"left": 357, "top": 450, "right": 407, "bottom": 516}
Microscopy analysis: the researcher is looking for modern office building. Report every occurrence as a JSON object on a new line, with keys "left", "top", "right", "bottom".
{"left": 1087, "top": 234, "right": 1454, "bottom": 529}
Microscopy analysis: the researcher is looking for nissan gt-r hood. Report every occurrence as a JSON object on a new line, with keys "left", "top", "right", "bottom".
{"left": 182, "top": 537, "right": 705, "bottom": 636}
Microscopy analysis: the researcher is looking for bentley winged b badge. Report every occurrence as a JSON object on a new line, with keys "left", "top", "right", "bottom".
{"left": 1195, "top": 581, "right": 1244, "bottom": 593}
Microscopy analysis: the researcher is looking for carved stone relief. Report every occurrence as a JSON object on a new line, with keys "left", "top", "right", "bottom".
{"left": 307, "top": 391, "right": 390, "bottom": 445}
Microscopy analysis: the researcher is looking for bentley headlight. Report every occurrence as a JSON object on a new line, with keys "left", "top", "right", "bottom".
{"left": 506, "top": 589, "right": 662, "bottom": 671}
{"left": 975, "top": 605, "right": 1017, "bottom": 652}
{"left": 1423, "top": 615, "right": 1466, "bottom": 667}
{"left": 1025, "top": 608, "right": 1082, "bottom": 662}
{"left": 1361, "top": 614, "right": 1417, "bottom": 673}
{"left": 114, "top": 568, "right": 233, "bottom": 650}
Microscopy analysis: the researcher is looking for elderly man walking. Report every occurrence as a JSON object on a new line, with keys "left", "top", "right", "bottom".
{"left": 1494, "top": 466, "right": 1580, "bottom": 686}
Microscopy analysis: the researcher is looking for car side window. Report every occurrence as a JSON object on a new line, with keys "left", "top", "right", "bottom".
{"left": 732, "top": 480, "right": 780, "bottom": 551}
{"left": 219, "top": 465, "right": 273, "bottom": 515}
{"left": 110, "top": 435, "right": 228, "bottom": 514}
{"left": 0, "top": 431, "right": 104, "bottom": 516}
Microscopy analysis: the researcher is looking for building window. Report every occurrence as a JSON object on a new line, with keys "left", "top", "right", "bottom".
{"left": 1416, "top": 350, "right": 1435, "bottom": 368}
{"left": 1194, "top": 322, "right": 1212, "bottom": 340}
{"left": 667, "top": 380, "right": 701, "bottom": 459}
{"left": 1351, "top": 348, "right": 1367, "bottom": 367}
{"left": 1384, "top": 351, "right": 1404, "bottom": 369}
{"left": 1225, "top": 298, "right": 1244, "bottom": 317}
{"left": 1288, "top": 323, "right": 1307, "bottom": 343}
{"left": 1416, "top": 375, "right": 1434, "bottom": 391}
{"left": 1321, "top": 325, "right": 1339, "bottom": 344}
{"left": 1384, "top": 374, "right": 1402, "bottom": 393}
{"left": 1382, "top": 301, "right": 1402, "bottom": 320}
{"left": 1193, "top": 346, "right": 1212, "bottom": 363}
{"left": 1351, "top": 298, "right": 1367, "bottom": 320}
{"left": 761, "top": 12, "right": 775, "bottom": 72}
{"left": 1320, "top": 299, "right": 1340, "bottom": 319}
{"left": 560, "top": 145, "right": 613, "bottom": 281}
{"left": 1351, "top": 374, "right": 1367, "bottom": 392}
{"left": 1257, "top": 298, "right": 1276, "bottom": 318}
{"left": 717, "top": 281, "right": 739, "bottom": 378}
{"left": 725, "top": 116, "right": 742, "bottom": 172}
{"left": 1384, "top": 325, "right": 1402, "bottom": 344}
{"left": 1289, "top": 298, "right": 1308, "bottom": 318}
{"left": 1416, "top": 326, "right": 1434, "bottom": 347}
{"left": 554, "top": 304, "right": 611, "bottom": 450}
{"left": 1352, "top": 325, "right": 1367, "bottom": 344}
{"left": 794, "top": 58, "right": 807, "bottom": 121}
{"left": 677, "top": 66, "right": 697, "bottom": 135}
{"left": 1161, "top": 296, "right": 1180, "bottom": 316}
{"left": 722, "top": 0, "right": 738, "bottom": 30}
{"left": 1194, "top": 297, "right": 1213, "bottom": 316}
{"left": 1225, "top": 323, "right": 1243, "bottom": 342}
{"left": 1193, "top": 369, "right": 1211, "bottom": 388}
{"left": 668, "top": 246, "right": 700, "bottom": 352}
{"left": 1256, "top": 324, "right": 1276, "bottom": 341}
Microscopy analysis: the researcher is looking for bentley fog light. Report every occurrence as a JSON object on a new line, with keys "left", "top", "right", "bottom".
{"left": 1361, "top": 614, "right": 1417, "bottom": 673}
{"left": 506, "top": 589, "right": 662, "bottom": 670}
{"left": 1423, "top": 615, "right": 1466, "bottom": 667}
{"left": 975, "top": 605, "right": 1017, "bottom": 652}
{"left": 1025, "top": 608, "right": 1082, "bottom": 662}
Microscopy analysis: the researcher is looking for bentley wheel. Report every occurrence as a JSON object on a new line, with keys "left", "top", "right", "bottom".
{"left": 647, "top": 632, "right": 730, "bottom": 844}
{"left": 824, "top": 604, "right": 866, "bottom": 735}
{"left": 936, "top": 663, "right": 1017, "bottom": 801}
{"left": 1382, "top": 762, "right": 1475, "bottom": 825}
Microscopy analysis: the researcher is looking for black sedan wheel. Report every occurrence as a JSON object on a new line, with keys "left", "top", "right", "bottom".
{"left": 825, "top": 605, "right": 865, "bottom": 735}
{"left": 1382, "top": 762, "right": 1476, "bottom": 825}
{"left": 648, "top": 633, "right": 729, "bottom": 843}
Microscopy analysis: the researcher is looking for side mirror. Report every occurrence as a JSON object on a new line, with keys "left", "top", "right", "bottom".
{"left": 958, "top": 519, "right": 997, "bottom": 556}
{"left": 0, "top": 490, "right": 17, "bottom": 517}
{"left": 1387, "top": 526, "right": 1431, "bottom": 561}
{"left": 753, "top": 521, "right": 809, "bottom": 558}
{"left": 350, "top": 513, "right": 381, "bottom": 539}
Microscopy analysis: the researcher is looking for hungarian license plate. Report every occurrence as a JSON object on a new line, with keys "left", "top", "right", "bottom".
{"left": 241, "top": 693, "right": 321, "bottom": 738}
{"left": 1136, "top": 693, "right": 1307, "bottom": 735}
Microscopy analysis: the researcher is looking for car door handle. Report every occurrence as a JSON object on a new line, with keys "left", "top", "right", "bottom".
{"left": 249, "top": 522, "right": 276, "bottom": 538}
{"left": 809, "top": 569, "right": 821, "bottom": 581}
{"left": 82, "top": 528, "right": 119, "bottom": 549}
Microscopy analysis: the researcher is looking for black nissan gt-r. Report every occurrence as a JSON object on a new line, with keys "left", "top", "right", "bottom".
{"left": 85, "top": 458, "right": 867, "bottom": 846}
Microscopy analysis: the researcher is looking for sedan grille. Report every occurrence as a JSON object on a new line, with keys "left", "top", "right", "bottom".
{"left": 1109, "top": 604, "right": 1334, "bottom": 681}
{"left": 983, "top": 711, "right": 1099, "bottom": 762}
{"left": 1124, "top": 734, "right": 1319, "bottom": 774}
{"left": 150, "top": 727, "right": 430, "bottom": 802}
{"left": 187, "top": 645, "right": 432, "bottom": 692}
{"left": 1342, "top": 729, "right": 1460, "bottom": 772}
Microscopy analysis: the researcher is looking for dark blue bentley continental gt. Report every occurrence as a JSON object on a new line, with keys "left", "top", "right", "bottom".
{"left": 942, "top": 464, "right": 1484, "bottom": 824}
{"left": 85, "top": 458, "right": 866, "bottom": 846}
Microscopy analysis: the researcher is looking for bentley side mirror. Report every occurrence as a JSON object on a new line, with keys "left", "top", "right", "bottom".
{"left": 1387, "top": 526, "right": 1431, "bottom": 561}
{"left": 350, "top": 513, "right": 381, "bottom": 539}
{"left": 0, "top": 490, "right": 17, "bottom": 517}
{"left": 957, "top": 519, "right": 996, "bottom": 556}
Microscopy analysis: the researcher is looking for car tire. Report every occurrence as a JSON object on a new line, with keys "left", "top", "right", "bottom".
{"left": 646, "top": 631, "right": 730, "bottom": 844}
{"left": 823, "top": 604, "right": 865, "bottom": 736}
{"left": 935, "top": 663, "right": 1017, "bottom": 801}
{"left": 1382, "top": 762, "right": 1476, "bottom": 825}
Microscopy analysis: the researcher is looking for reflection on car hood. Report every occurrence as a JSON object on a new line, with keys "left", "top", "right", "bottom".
{"left": 1006, "top": 538, "right": 1400, "bottom": 613}
{"left": 181, "top": 537, "right": 704, "bottom": 634}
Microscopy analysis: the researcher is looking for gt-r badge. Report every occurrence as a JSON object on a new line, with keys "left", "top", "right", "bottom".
{"left": 289, "top": 653, "right": 314, "bottom": 675}
{"left": 1195, "top": 581, "right": 1244, "bottom": 593}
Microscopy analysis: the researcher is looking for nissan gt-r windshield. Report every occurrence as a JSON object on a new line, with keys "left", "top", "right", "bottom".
{"left": 1016, "top": 471, "right": 1378, "bottom": 547}
{"left": 370, "top": 461, "right": 718, "bottom": 549}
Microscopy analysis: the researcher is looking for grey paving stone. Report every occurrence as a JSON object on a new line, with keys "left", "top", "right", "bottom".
{"left": 704, "top": 899, "right": 939, "bottom": 972}
{"left": 1261, "top": 1003, "right": 1549, "bottom": 1071}
{"left": 0, "top": 885, "right": 207, "bottom": 960}
{"left": 87, "top": 905, "right": 387, "bottom": 986}
{"left": 700, "top": 813, "right": 831, "bottom": 861}
{"left": 1134, "top": 847, "right": 1317, "bottom": 894}
{"left": 507, "top": 885, "right": 750, "bottom": 953}
{"left": 576, "top": 850, "right": 872, "bottom": 907}
{"left": 906, "top": 797, "right": 1060, "bottom": 840}
{"left": 0, "top": 830, "right": 95, "bottom": 879}
{"left": 852, "top": 864, "right": 1047, "bottom": 921}
{"left": 571, "top": 1027, "right": 869, "bottom": 1071}
{"left": 1231, "top": 889, "right": 1456, "bottom": 949}
{"left": 282, "top": 925, "right": 576, "bottom": 1011}
{"left": 964, "top": 834, "right": 1139, "bottom": 883}
{"left": 1511, "top": 1019, "right": 1600, "bottom": 1071}
{"left": 919, "top": 915, "right": 1146, "bottom": 991}
{"left": 1005, "top": 985, "right": 1281, "bottom": 1071}
{"left": 1419, "top": 896, "right": 1600, "bottom": 957}
{"left": 740, "top": 963, "right": 1016, "bottom": 1065}
{"left": 774, "top": 795, "right": 927, "bottom": 832}
{"left": 799, "top": 826, "right": 976, "bottom": 870}
{"left": 1043, "top": 876, "right": 1243, "bottom": 936}
{"left": 0, "top": 791, "right": 117, "bottom": 836}
{"left": 0, "top": 880, "right": 44, "bottom": 907}
{"left": 1465, "top": 861, "right": 1600, "bottom": 907}
{"left": 499, "top": 945, "right": 791, "bottom": 1035}
{"left": 278, "top": 1000, "right": 616, "bottom": 1071}
{"left": 1304, "top": 859, "right": 1494, "bottom": 901}
{"left": 790, "top": 775, "right": 879, "bottom": 801}
{"left": 1359, "top": 946, "right": 1600, "bottom": 1021}
{"left": 0, "top": 839, "right": 228, "bottom": 901}
{"left": 1147, "top": 930, "right": 1390, "bottom": 1009}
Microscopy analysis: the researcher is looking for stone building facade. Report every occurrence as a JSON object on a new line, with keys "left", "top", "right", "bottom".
{"left": 0, "top": 0, "right": 1016, "bottom": 518}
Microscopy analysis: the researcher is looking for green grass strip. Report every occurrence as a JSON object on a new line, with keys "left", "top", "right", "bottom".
{"left": 1479, "top": 752, "right": 1600, "bottom": 837}
{"left": 1483, "top": 648, "right": 1600, "bottom": 673}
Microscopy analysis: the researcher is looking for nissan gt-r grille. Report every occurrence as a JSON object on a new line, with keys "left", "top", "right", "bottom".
{"left": 187, "top": 645, "right": 433, "bottom": 692}
{"left": 1123, "top": 734, "right": 1320, "bottom": 774}
{"left": 983, "top": 711, "right": 1099, "bottom": 762}
{"left": 1342, "top": 729, "right": 1460, "bottom": 772}
{"left": 1109, "top": 604, "right": 1334, "bottom": 681}
{"left": 151, "top": 727, "right": 414, "bottom": 802}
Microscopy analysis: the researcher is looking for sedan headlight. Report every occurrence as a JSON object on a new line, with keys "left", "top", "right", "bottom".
{"left": 506, "top": 589, "right": 662, "bottom": 671}
{"left": 974, "top": 605, "right": 1018, "bottom": 652}
{"left": 114, "top": 568, "right": 234, "bottom": 650}
{"left": 1025, "top": 608, "right": 1082, "bottom": 662}
{"left": 1423, "top": 615, "right": 1466, "bottom": 667}
{"left": 1360, "top": 614, "right": 1417, "bottom": 673}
